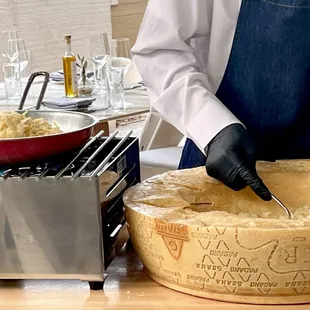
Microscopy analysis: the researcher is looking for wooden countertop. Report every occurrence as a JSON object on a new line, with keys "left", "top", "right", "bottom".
{"left": 0, "top": 248, "right": 309, "bottom": 310}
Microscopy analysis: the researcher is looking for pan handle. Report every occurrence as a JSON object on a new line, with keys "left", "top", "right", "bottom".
{"left": 18, "top": 71, "right": 50, "bottom": 111}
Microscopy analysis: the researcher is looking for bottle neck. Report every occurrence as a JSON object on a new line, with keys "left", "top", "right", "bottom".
{"left": 65, "top": 42, "right": 72, "bottom": 56}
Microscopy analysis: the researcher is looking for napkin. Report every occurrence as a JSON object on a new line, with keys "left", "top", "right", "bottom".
{"left": 50, "top": 71, "right": 65, "bottom": 82}
{"left": 42, "top": 97, "right": 96, "bottom": 110}
{"left": 50, "top": 70, "right": 94, "bottom": 82}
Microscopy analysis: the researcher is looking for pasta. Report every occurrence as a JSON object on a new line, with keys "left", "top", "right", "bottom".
{"left": 0, "top": 111, "right": 61, "bottom": 138}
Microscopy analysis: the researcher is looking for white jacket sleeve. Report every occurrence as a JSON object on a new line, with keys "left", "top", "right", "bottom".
{"left": 131, "top": 0, "right": 241, "bottom": 154}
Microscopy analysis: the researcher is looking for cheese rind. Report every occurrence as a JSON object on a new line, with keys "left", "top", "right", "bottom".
{"left": 124, "top": 160, "right": 310, "bottom": 304}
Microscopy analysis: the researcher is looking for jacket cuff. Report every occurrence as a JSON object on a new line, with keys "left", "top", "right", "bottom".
{"left": 187, "top": 102, "right": 243, "bottom": 155}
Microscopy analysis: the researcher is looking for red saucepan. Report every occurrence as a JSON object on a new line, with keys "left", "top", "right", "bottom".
{"left": 0, "top": 72, "right": 98, "bottom": 165}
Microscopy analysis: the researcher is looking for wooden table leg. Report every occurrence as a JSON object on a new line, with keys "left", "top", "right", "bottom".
{"left": 92, "top": 122, "right": 110, "bottom": 136}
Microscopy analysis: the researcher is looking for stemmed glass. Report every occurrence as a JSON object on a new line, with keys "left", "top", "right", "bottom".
{"left": 106, "top": 38, "right": 133, "bottom": 110}
{"left": 16, "top": 40, "right": 30, "bottom": 83}
{"left": 90, "top": 33, "right": 110, "bottom": 94}
{"left": 8, "top": 39, "right": 29, "bottom": 85}
{"left": 1, "top": 30, "right": 19, "bottom": 62}
{"left": 110, "top": 38, "right": 132, "bottom": 75}
{"left": 15, "top": 39, "right": 29, "bottom": 72}
{"left": 1, "top": 33, "right": 29, "bottom": 76}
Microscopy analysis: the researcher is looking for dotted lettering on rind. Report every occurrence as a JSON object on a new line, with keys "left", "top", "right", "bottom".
{"left": 198, "top": 240, "right": 211, "bottom": 250}
{"left": 215, "top": 228, "right": 227, "bottom": 235}
{"left": 205, "top": 270, "right": 217, "bottom": 279}
{"left": 222, "top": 271, "right": 234, "bottom": 281}
{"left": 236, "top": 228, "right": 310, "bottom": 276}
{"left": 238, "top": 274, "right": 251, "bottom": 282}
{"left": 209, "top": 250, "right": 238, "bottom": 258}
{"left": 257, "top": 273, "right": 271, "bottom": 282}
{"left": 267, "top": 246, "right": 310, "bottom": 274}
{"left": 218, "top": 258, "right": 232, "bottom": 267}
{"left": 237, "top": 257, "right": 250, "bottom": 267}
{"left": 187, "top": 274, "right": 210, "bottom": 284}
{"left": 250, "top": 282, "right": 278, "bottom": 289}
{"left": 130, "top": 209, "right": 310, "bottom": 298}
{"left": 192, "top": 232, "right": 218, "bottom": 240}
{"left": 194, "top": 282, "right": 206, "bottom": 290}
{"left": 293, "top": 237, "right": 306, "bottom": 242}
{"left": 235, "top": 229, "right": 279, "bottom": 252}
{"left": 163, "top": 269, "right": 182, "bottom": 278}
{"left": 202, "top": 254, "right": 215, "bottom": 265}
{"left": 216, "top": 240, "right": 230, "bottom": 251}
{"left": 216, "top": 279, "right": 243, "bottom": 287}
{"left": 294, "top": 272, "right": 306, "bottom": 281}
{"left": 224, "top": 286, "right": 237, "bottom": 294}
{"left": 293, "top": 287, "right": 306, "bottom": 295}
{"left": 196, "top": 226, "right": 210, "bottom": 233}
{"left": 258, "top": 288, "right": 271, "bottom": 296}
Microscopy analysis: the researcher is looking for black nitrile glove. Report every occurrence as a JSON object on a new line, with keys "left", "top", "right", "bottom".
{"left": 205, "top": 124, "right": 272, "bottom": 201}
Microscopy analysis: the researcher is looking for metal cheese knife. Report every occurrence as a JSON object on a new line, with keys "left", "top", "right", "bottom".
{"left": 271, "top": 194, "right": 292, "bottom": 219}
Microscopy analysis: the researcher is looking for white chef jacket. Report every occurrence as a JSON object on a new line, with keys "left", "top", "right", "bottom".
{"left": 131, "top": 0, "right": 244, "bottom": 154}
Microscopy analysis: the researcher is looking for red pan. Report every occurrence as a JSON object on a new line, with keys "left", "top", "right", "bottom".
{"left": 0, "top": 72, "right": 98, "bottom": 165}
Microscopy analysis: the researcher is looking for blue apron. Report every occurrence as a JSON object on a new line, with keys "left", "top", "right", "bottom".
{"left": 179, "top": 0, "right": 310, "bottom": 169}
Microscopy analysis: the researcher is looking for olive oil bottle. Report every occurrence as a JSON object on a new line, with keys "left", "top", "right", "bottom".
{"left": 63, "top": 35, "right": 78, "bottom": 98}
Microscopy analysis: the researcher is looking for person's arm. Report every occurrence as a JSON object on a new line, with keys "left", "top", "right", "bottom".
{"left": 132, "top": 0, "right": 271, "bottom": 201}
{"left": 131, "top": 0, "right": 241, "bottom": 154}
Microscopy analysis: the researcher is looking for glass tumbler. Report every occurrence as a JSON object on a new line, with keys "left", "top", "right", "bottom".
{"left": 106, "top": 68, "right": 125, "bottom": 111}
{"left": 3, "top": 63, "right": 22, "bottom": 100}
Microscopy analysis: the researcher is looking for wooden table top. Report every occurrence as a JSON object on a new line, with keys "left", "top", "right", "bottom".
{"left": 0, "top": 248, "right": 309, "bottom": 310}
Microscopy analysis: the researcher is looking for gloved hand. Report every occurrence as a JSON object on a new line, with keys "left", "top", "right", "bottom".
{"left": 205, "top": 124, "right": 272, "bottom": 201}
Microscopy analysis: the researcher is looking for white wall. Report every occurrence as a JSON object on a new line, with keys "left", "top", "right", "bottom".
{"left": 0, "top": 0, "right": 112, "bottom": 73}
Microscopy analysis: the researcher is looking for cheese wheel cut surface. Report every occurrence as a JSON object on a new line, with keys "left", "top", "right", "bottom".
{"left": 124, "top": 160, "right": 310, "bottom": 304}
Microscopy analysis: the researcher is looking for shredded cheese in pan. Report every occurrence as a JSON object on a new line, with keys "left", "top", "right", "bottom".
{"left": 0, "top": 111, "right": 61, "bottom": 138}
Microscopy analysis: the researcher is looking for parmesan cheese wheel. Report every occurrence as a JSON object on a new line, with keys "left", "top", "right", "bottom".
{"left": 124, "top": 160, "right": 310, "bottom": 304}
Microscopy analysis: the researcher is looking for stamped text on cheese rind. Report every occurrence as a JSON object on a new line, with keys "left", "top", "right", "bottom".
{"left": 187, "top": 275, "right": 210, "bottom": 283}
{"left": 209, "top": 250, "right": 238, "bottom": 257}
{"left": 230, "top": 267, "right": 259, "bottom": 273}
{"left": 286, "top": 281, "right": 310, "bottom": 287}
{"left": 196, "top": 263, "right": 222, "bottom": 271}
{"left": 216, "top": 279, "right": 243, "bottom": 287}
{"left": 163, "top": 269, "right": 182, "bottom": 278}
{"left": 191, "top": 232, "right": 218, "bottom": 240}
{"left": 250, "top": 282, "right": 278, "bottom": 288}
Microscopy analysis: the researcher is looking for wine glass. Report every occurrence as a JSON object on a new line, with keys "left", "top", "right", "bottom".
{"left": 1, "top": 30, "right": 18, "bottom": 61}
{"left": 17, "top": 45, "right": 31, "bottom": 84}
{"left": 90, "top": 33, "right": 110, "bottom": 93}
{"left": 110, "top": 38, "right": 132, "bottom": 76}
{"left": 90, "top": 33, "right": 110, "bottom": 66}
{"left": 12, "top": 39, "right": 28, "bottom": 71}
{"left": 8, "top": 39, "right": 29, "bottom": 86}
{"left": 7, "top": 39, "right": 21, "bottom": 63}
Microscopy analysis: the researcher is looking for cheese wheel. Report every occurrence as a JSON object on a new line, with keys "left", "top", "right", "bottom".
{"left": 124, "top": 160, "right": 310, "bottom": 304}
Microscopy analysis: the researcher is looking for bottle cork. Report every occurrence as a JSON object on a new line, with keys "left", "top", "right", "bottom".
{"left": 64, "top": 35, "right": 72, "bottom": 43}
